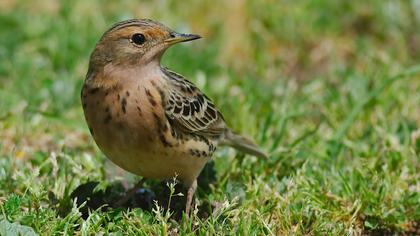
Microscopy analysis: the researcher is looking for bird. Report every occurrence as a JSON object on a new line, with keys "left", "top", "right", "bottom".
{"left": 81, "top": 19, "right": 267, "bottom": 215}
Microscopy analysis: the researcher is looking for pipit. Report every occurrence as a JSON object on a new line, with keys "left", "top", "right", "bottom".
{"left": 81, "top": 19, "right": 267, "bottom": 215}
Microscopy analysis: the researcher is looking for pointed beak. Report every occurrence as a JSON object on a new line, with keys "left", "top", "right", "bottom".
{"left": 164, "top": 32, "right": 201, "bottom": 44}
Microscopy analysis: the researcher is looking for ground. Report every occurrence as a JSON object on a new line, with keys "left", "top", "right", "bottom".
{"left": 0, "top": 0, "right": 419, "bottom": 235}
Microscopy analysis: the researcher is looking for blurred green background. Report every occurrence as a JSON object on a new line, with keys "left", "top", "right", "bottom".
{"left": 0, "top": 0, "right": 419, "bottom": 235}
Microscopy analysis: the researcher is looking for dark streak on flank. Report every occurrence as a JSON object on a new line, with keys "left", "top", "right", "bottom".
{"left": 189, "top": 149, "right": 195, "bottom": 156}
{"left": 159, "top": 133, "right": 171, "bottom": 147}
{"left": 145, "top": 88, "right": 157, "bottom": 106}
{"left": 193, "top": 135, "right": 215, "bottom": 156}
{"left": 153, "top": 113, "right": 162, "bottom": 128}
{"left": 136, "top": 106, "right": 142, "bottom": 116}
{"left": 145, "top": 88, "right": 152, "bottom": 97}
{"left": 153, "top": 112, "right": 172, "bottom": 147}
{"left": 121, "top": 97, "right": 127, "bottom": 114}
{"left": 151, "top": 82, "right": 166, "bottom": 108}
{"left": 189, "top": 149, "right": 206, "bottom": 158}
{"left": 126, "top": 91, "right": 130, "bottom": 97}
{"left": 149, "top": 97, "right": 157, "bottom": 106}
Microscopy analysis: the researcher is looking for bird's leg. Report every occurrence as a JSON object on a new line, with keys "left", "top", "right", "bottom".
{"left": 185, "top": 179, "right": 197, "bottom": 216}
{"left": 114, "top": 178, "right": 146, "bottom": 207}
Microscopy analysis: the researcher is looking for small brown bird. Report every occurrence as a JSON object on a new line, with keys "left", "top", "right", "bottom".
{"left": 81, "top": 19, "right": 267, "bottom": 215}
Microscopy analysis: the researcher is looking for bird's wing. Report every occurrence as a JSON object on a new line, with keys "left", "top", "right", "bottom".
{"left": 161, "top": 67, "right": 226, "bottom": 138}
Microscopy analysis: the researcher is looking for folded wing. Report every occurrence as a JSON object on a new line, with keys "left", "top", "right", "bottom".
{"left": 162, "top": 68, "right": 226, "bottom": 139}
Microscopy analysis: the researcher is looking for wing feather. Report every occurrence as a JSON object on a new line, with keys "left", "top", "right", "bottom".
{"left": 162, "top": 68, "right": 226, "bottom": 138}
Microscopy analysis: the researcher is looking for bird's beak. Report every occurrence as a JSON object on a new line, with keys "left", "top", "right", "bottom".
{"left": 165, "top": 32, "right": 201, "bottom": 44}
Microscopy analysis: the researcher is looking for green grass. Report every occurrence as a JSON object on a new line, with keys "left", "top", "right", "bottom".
{"left": 1, "top": 0, "right": 420, "bottom": 235}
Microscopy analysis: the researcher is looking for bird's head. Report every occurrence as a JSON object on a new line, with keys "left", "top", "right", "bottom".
{"left": 89, "top": 19, "right": 201, "bottom": 70}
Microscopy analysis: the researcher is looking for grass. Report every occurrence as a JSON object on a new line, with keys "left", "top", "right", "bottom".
{"left": 0, "top": 0, "right": 419, "bottom": 235}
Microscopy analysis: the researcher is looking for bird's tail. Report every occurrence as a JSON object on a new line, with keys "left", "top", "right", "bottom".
{"left": 221, "top": 130, "right": 268, "bottom": 158}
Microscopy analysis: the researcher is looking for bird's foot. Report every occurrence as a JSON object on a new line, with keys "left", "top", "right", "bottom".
{"left": 185, "top": 180, "right": 197, "bottom": 217}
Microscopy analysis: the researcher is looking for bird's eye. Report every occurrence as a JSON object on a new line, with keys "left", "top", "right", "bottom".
{"left": 131, "top": 33, "right": 146, "bottom": 45}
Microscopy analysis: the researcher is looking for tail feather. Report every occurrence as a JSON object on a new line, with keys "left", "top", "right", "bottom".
{"left": 221, "top": 131, "right": 268, "bottom": 158}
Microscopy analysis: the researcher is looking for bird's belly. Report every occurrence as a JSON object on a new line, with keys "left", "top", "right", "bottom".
{"left": 101, "top": 140, "right": 210, "bottom": 186}
{"left": 90, "top": 117, "right": 206, "bottom": 184}
{"left": 92, "top": 119, "right": 210, "bottom": 186}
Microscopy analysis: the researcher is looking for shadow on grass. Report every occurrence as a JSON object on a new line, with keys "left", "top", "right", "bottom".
{"left": 361, "top": 216, "right": 420, "bottom": 236}
{"left": 56, "top": 162, "right": 217, "bottom": 221}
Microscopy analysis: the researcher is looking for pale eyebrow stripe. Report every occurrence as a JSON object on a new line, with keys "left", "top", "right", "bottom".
{"left": 105, "top": 20, "right": 144, "bottom": 34}
{"left": 104, "top": 19, "right": 165, "bottom": 34}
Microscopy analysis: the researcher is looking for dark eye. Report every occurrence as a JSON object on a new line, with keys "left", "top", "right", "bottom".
{"left": 131, "top": 33, "right": 146, "bottom": 45}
